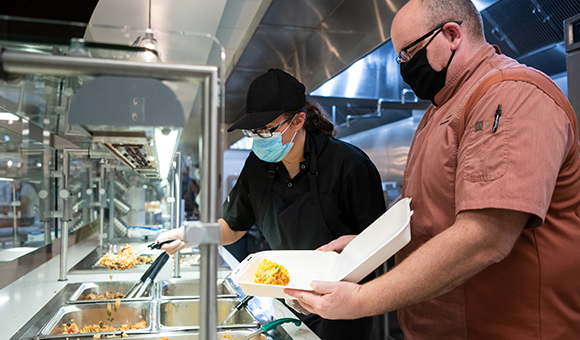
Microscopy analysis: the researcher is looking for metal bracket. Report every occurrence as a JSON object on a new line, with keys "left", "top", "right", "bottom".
{"left": 184, "top": 221, "right": 221, "bottom": 245}
{"left": 44, "top": 211, "right": 63, "bottom": 219}
{"left": 50, "top": 171, "right": 63, "bottom": 179}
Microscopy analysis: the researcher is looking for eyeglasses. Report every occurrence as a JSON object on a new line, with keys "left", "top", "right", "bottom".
{"left": 242, "top": 117, "right": 292, "bottom": 138}
{"left": 396, "top": 20, "right": 462, "bottom": 64}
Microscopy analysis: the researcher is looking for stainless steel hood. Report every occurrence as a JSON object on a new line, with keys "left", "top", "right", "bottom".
{"left": 224, "top": 0, "right": 580, "bottom": 144}
{"left": 223, "top": 0, "right": 410, "bottom": 146}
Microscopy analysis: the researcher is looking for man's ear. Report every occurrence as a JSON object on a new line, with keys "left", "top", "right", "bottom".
{"left": 444, "top": 22, "right": 462, "bottom": 50}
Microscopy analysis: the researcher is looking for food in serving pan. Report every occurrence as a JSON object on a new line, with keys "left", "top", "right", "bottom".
{"left": 136, "top": 255, "right": 156, "bottom": 265}
{"left": 80, "top": 291, "right": 125, "bottom": 300}
{"left": 99, "top": 245, "right": 137, "bottom": 270}
{"left": 61, "top": 320, "right": 146, "bottom": 334}
{"left": 253, "top": 259, "right": 290, "bottom": 286}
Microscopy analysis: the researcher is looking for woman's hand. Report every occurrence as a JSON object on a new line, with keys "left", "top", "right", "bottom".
{"left": 316, "top": 234, "right": 357, "bottom": 253}
{"left": 156, "top": 227, "right": 187, "bottom": 255}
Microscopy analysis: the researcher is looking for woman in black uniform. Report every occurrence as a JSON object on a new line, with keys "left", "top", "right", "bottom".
{"left": 158, "top": 68, "right": 386, "bottom": 340}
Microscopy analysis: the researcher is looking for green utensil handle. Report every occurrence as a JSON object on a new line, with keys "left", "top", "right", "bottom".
{"left": 261, "top": 317, "right": 302, "bottom": 332}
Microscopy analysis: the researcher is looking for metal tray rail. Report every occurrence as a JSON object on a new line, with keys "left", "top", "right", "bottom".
{"left": 68, "top": 281, "right": 154, "bottom": 303}
{"left": 159, "top": 278, "right": 237, "bottom": 300}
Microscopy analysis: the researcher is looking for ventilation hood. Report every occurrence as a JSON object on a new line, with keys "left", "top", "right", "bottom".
{"left": 224, "top": 0, "right": 579, "bottom": 143}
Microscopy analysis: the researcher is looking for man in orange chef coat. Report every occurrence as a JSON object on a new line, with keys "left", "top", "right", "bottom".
{"left": 285, "top": 0, "right": 580, "bottom": 339}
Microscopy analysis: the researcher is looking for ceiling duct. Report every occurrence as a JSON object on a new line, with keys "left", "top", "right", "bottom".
{"left": 482, "top": 0, "right": 580, "bottom": 75}
{"left": 69, "top": 76, "right": 185, "bottom": 178}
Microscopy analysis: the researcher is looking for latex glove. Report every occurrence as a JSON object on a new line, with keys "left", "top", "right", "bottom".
{"left": 156, "top": 227, "right": 187, "bottom": 255}
{"left": 285, "top": 297, "right": 311, "bottom": 315}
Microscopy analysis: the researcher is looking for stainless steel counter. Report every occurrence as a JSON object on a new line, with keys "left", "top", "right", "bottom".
{"left": 0, "top": 237, "right": 320, "bottom": 340}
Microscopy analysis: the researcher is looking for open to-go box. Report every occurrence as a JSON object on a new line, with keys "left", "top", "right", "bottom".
{"left": 231, "top": 197, "right": 413, "bottom": 299}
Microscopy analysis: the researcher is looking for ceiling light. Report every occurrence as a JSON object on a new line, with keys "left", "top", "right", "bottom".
{"left": 137, "top": 29, "right": 160, "bottom": 62}
{"left": 155, "top": 128, "right": 179, "bottom": 179}
{"left": 0, "top": 111, "right": 20, "bottom": 121}
{"left": 129, "top": 0, "right": 161, "bottom": 62}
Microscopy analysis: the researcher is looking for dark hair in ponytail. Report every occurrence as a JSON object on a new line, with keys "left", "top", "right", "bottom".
{"left": 283, "top": 100, "right": 337, "bottom": 138}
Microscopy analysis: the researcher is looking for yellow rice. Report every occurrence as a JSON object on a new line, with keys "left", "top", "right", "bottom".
{"left": 253, "top": 259, "right": 290, "bottom": 286}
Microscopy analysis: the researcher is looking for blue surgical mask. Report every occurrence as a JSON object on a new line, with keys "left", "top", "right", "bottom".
{"left": 251, "top": 117, "right": 298, "bottom": 163}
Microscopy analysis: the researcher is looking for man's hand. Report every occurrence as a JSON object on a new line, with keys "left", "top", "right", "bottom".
{"left": 316, "top": 235, "right": 357, "bottom": 253}
{"left": 284, "top": 280, "right": 365, "bottom": 320}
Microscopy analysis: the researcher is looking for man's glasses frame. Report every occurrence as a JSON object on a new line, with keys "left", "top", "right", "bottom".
{"left": 242, "top": 117, "right": 292, "bottom": 138}
{"left": 396, "top": 20, "right": 463, "bottom": 64}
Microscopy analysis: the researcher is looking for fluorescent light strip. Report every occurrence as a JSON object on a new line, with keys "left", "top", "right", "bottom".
{"left": 0, "top": 112, "right": 20, "bottom": 121}
{"left": 155, "top": 129, "right": 179, "bottom": 179}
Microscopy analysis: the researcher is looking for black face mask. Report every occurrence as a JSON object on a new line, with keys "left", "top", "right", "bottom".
{"left": 400, "top": 35, "right": 456, "bottom": 105}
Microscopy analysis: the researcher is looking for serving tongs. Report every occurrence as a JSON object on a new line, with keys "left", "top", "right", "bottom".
{"left": 147, "top": 239, "right": 176, "bottom": 250}
{"left": 242, "top": 318, "right": 302, "bottom": 340}
{"left": 220, "top": 294, "right": 253, "bottom": 325}
{"left": 125, "top": 251, "right": 170, "bottom": 299}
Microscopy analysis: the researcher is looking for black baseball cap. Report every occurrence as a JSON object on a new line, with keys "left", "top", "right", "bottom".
{"left": 227, "top": 68, "right": 306, "bottom": 132}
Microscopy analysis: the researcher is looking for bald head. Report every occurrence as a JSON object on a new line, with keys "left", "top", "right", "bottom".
{"left": 392, "top": 0, "right": 485, "bottom": 52}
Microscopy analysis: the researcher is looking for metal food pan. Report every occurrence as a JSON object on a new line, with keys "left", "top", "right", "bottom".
{"left": 68, "top": 282, "right": 153, "bottom": 303}
{"left": 38, "top": 301, "right": 153, "bottom": 338}
{"left": 92, "top": 253, "right": 159, "bottom": 269}
{"left": 158, "top": 298, "right": 258, "bottom": 331}
{"left": 159, "top": 278, "right": 236, "bottom": 299}
{"left": 95, "top": 330, "right": 269, "bottom": 340}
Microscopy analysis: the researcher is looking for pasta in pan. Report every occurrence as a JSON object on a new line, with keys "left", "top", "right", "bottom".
{"left": 99, "top": 245, "right": 137, "bottom": 270}
{"left": 61, "top": 320, "right": 146, "bottom": 334}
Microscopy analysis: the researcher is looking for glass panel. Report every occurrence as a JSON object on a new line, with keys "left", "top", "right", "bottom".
{"left": 0, "top": 118, "right": 56, "bottom": 254}
{"left": 0, "top": 15, "right": 225, "bottom": 261}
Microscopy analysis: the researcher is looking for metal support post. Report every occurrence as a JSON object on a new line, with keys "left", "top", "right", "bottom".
{"left": 183, "top": 222, "right": 221, "bottom": 340}
{"left": 81, "top": 166, "right": 90, "bottom": 226}
{"left": 99, "top": 162, "right": 106, "bottom": 249}
{"left": 59, "top": 150, "right": 72, "bottom": 281}
{"left": 11, "top": 183, "right": 19, "bottom": 246}
{"left": 196, "top": 71, "right": 222, "bottom": 340}
{"left": 108, "top": 164, "right": 116, "bottom": 244}
{"left": 42, "top": 150, "right": 53, "bottom": 245}
{"left": 173, "top": 152, "right": 182, "bottom": 278}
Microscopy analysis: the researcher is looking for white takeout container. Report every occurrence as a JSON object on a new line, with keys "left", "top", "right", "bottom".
{"left": 231, "top": 197, "right": 413, "bottom": 299}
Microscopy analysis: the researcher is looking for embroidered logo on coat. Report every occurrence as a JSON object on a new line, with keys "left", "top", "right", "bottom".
{"left": 475, "top": 121, "right": 484, "bottom": 132}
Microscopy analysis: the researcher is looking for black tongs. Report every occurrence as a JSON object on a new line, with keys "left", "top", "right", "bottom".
{"left": 125, "top": 251, "right": 170, "bottom": 299}
{"left": 147, "top": 239, "right": 176, "bottom": 250}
